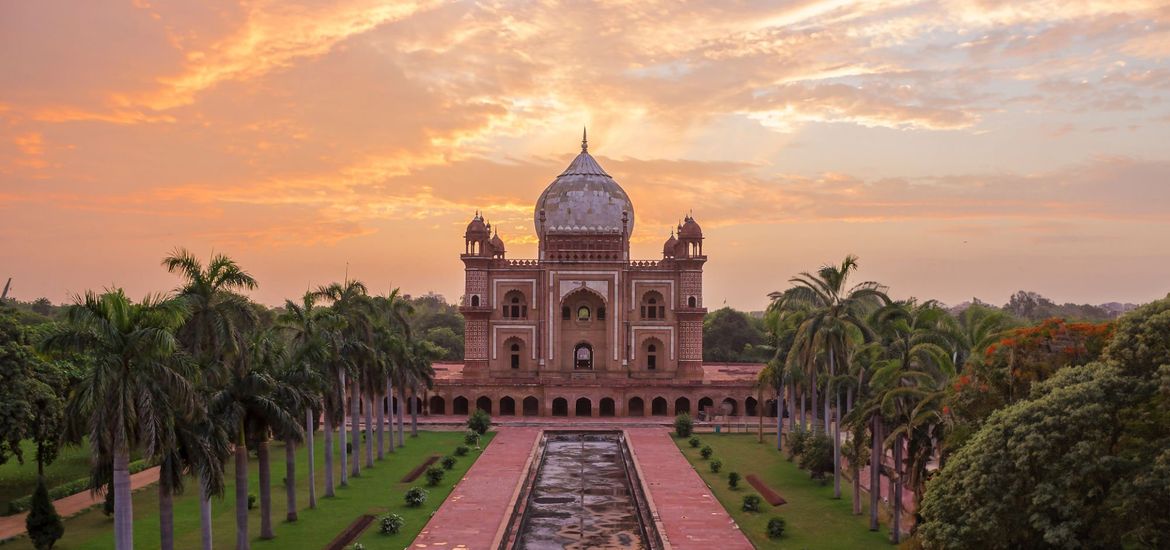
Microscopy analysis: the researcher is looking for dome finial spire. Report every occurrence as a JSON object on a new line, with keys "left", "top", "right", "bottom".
{"left": 581, "top": 126, "right": 588, "bottom": 153}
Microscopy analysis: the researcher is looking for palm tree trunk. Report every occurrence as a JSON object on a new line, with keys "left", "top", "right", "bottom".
{"left": 285, "top": 440, "right": 297, "bottom": 522}
{"left": 199, "top": 473, "right": 213, "bottom": 550}
{"left": 365, "top": 394, "right": 374, "bottom": 467}
{"left": 386, "top": 378, "right": 395, "bottom": 453}
{"left": 159, "top": 470, "right": 174, "bottom": 550}
{"left": 350, "top": 376, "right": 361, "bottom": 477}
{"left": 323, "top": 407, "right": 335, "bottom": 497}
{"left": 824, "top": 383, "right": 831, "bottom": 437}
{"left": 869, "top": 417, "right": 880, "bottom": 531}
{"left": 800, "top": 390, "right": 806, "bottom": 431}
{"left": 396, "top": 384, "right": 406, "bottom": 446}
{"left": 410, "top": 387, "right": 419, "bottom": 438}
{"left": 234, "top": 435, "right": 249, "bottom": 550}
{"left": 339, "top": 372, "right": 348, "bottom": 486}
{"left": 892, "top": 434, "right": 903, "bottom": 544}
{"left": 306, "top": 409, "right": 317, "bottom": 508}
{"left": 376, "top": 391, "right": 385, "bottom": 460}
{"left": 833, "top": 387, "right": 842, "bottom": 499}
{"left": 810, "top": 369, "right": 819, "bottom": 432}
{"left": 788, "top": 385, "right": 796, "bottom": 433}
{"left": 113, "top": 435, "right": 133, "bottom": 550}
{"left": 258, "top": 439, "right": 274, "bottom": 539}
{"left": 775, "top": 382, "right": 784, "bottom": 451}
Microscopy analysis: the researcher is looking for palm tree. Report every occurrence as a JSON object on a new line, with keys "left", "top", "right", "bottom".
{"left": 209, "top": 329, "right": 302, "bottom": 549}
{"left": 162, "top": 247, "right": 258, "bottom": 549}
{"left": 769, "top": 255, "right": 889, "bottom": 499}
{"left": 277, "top": 292, "right": 332, "bottom": 507}
{"left": 314, "top": 280, "right": 373, "bottom": 479}
{"left": 155, "top": 414, "right": 227, "bottom": 550}
{"left": 405, "top": 338, "right": 439, "bottom": 437}
{"left": 42, "top": 289, "right": 192, "bottom": 550}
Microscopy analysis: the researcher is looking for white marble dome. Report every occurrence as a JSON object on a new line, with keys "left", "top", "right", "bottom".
{"left": 534, "top": 137, "right": 634, "bottom": 237}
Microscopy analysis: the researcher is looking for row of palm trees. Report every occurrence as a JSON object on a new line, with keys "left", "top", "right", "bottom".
{"left": 760, "top": 255, "right": 1011, "bottom": 543}
{"left": 41, "top": 249, "right": 437, "bottom": 550}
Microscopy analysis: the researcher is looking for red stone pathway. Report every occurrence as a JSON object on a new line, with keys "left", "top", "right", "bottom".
{"left": 0, "top": 466, "right": 161, "bottom": 542}
{"left": 411, "top": 427, "right": 541, "bottom": 549}
{"left": 625, "top": 428, "right": 753, "bottom": 549}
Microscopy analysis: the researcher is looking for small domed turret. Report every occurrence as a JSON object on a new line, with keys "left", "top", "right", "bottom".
{"left": 490, "top": 230, "right": 505, "bottom": 256}
{"left": 679, "top": 214, "right": 702, "bottom": 238}
{"left": 465, "top": 211, "right": 488, "bottom": 236}
{"left": 663, "top": 231, "right": 678, "bottom": 257}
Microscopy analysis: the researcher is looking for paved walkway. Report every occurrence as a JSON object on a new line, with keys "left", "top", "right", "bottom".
{"left": 625, "top": 428, "right": 753, "bottom": 549}
{"left": 411, "top": 427, "right": 541, "bottom": 550}
{"left": 0, "top": 467, "right": 161, "bottom": 541}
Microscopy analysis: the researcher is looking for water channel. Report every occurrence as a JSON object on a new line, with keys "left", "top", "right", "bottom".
{"left": 512, "top": 432, "right": 657, "bottom": 549}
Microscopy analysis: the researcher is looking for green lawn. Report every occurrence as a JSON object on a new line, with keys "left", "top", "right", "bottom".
{"left": 0, "top": 440, "right": 98, "bottom": 513}
{"left": 674, "top": 433, "right": 891, "bottom": 549}
{"left": 4, "top": 430, "right": 493, "bottom": 550}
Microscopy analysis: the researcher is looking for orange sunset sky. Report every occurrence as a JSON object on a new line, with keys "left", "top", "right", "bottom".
{"left": 2, "top": 0, "right": 1169, "bottom": 310}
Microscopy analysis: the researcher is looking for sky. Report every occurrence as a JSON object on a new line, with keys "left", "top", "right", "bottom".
{"left": 2, "top": 0, "right": 1169, "bottom": 311}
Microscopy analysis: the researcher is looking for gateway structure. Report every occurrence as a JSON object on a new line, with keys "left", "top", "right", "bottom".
{"left": 427, "top": 132, "right": 762, "bottom": 418}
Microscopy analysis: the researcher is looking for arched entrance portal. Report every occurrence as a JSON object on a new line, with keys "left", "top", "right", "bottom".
{"left": 523, "top": 396, "right": 540, "bottom": 416}
{"left": 575, "top": 398, "right": 592, "bottom": 417}
{"left": 552, "top": 398, "right": 568, "bottom": 417}
{"left": 600, "top": 398, "right": 616, "bottom": 417}
{"left": 500, "top": 396, "right": 516, "bottom": 416}
{"left": 651, "top": 397, "right": 668, "bottom": 416}
{"left": 476, "top": 396, "right": 492, "bottom": 414}
{"left": 429, "top": 396, "right": 446, "bottom": 415}
{"left": 675, "top": 397, "right": 691, "bottom": 415}
{"left": 574, "top": 342, "right": 593, "bottom": 369}
{"left": 453, "top": 396, "right": 469, "bottom": 416}
{"left": 628, "top": 397, "right": 645, "bottom": 417}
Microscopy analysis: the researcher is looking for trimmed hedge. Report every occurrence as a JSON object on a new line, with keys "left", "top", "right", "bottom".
{"left": 6, "top": 459, "right": 154, "bottom": 515}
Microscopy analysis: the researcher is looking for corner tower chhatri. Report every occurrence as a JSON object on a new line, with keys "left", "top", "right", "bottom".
{"left": 459, "top": 130, "right": 707, "bottom": 384}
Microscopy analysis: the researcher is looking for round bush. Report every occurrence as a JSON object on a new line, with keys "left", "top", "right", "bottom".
{"left": 378, "top": 513, "right": 405, "bottom": 535}
{"left": 464, "top": 430, "right": 480, "bottom": 446}
{"left": 674, "top": 413, "right": 694, "bottom": 438}
{"left": 441, "top": 455, "right": 457, "bottom": 470}
{"left": 467, "top": 409, "right": 491, "bottom": 434}
{"left": 742, "top": 494, "right": 762, "bottom": 513}
{"left": 425, "top": 465, "right": 445, "bottom": 486}
{"left": 767, "top": 516, "right": 786, "bottom": 539}
{"left": 688, "top": 436, "right": 701, "bottom": 448}
{"left": 247, "top": 494, "right": 257, "bottom": 510}
{"left": 728, "top": 471, "right": 741, "bottom": 489}
{"left": 700, "top": 445, "right": 713, "bottom": 460}
{"left": 454, "top": 445, "right": 469, "bottom": 456}
{"left": 709, "top": 458, "right": 723, "bottom": 473}
{"left": 404, "top": 487, "right": 429, "bottom": 507}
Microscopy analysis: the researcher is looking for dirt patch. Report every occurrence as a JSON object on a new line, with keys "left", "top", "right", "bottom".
{"left": 324, "top": 514, "right": 375, "bottom": 550}
{"left": 746, "top": 474, "right": 786, "bottom": 506}
{"left": 401, "top": 455, "right": 441, "bottom": 482}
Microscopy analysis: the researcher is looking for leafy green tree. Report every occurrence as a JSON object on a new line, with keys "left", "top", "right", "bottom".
{"left": 25, "top": 477, "right": 63, "bottom": 550}
{"left": 41, "top": 289, "right": 193, "bottom": 550}
{"left": 0, "top": 310, "right": 65, "bottom": 475}
{"left": 703, "top": 307, "right": 769, "bottom": 362}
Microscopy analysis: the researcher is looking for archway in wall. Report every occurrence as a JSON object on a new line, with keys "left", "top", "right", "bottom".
{"left": 429, "top": 396, "right": 446, "bottom": 415}
{"left": 721, "top": 397, "right": 738, "bottom": 416}
{"left": 523, "top": 396, "right": 540, "bottom": 416}
{"left": 698, "top": 397, "right": 714, "bottom": 416}
{"left": 628, "top": 397, "right": 645, "bottom": 417}
{"left": 552, "top": 397, "right": 568, "bottom": 416}
{"left": 651, "top": 397, "right": 668, "bottom": 416}
{"left": 765, "top": 399, "right": 778, "bottom": 418}
{"left": 476, "top": 396, "right": 492, "bottom": 414}
{"left": 745, "top": 397, "right": 759, "bottom": 416}
{"left": 575, "top": 397, "right": 592, "bottom": 417}
{"left": 453, "top": 396, "right": 469, "bottom": 415}
{"left": 675, "top": 397, "right": 691, "bottom": 415}
{"left": 500, "top": 396, "right": 516, "bottom": 416}
{"left": 412, "top": 396, "right": 423, "bottom": 415}
{"left": 574, "top": 342, "right": 594, "bottom": 370}
{"left": 600, "top": 398, "right": 615, "bottom": 417}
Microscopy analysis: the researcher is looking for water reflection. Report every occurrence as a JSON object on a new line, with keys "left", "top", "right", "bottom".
{"left": 518, "top": 433, "right": 646, "bottom": 549}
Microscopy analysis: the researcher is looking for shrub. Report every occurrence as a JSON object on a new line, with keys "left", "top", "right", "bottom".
{"left": 425, "top": 465, "right": 445, "bottom": 486}
{"left": 688, "top": 436, "right": 701, "bottom": 448}
{"left": 709, "top": 459, "right": 723, "bottom": 473}
{"left": 700, "top": 445, "right": 713, "bottom": 460}
{"left": 797, "top": 433, "right": 834, "bottom": 481}
{"left": 467, "top": 409, "right": 491, "bottom": 435}
{"left": 786, "top": 427, "right": 809, "bottom": 460}
{"left": 378, "top": 513, "right": 405, "bottom": 535}
{"left": 351, "top": 544, "right": 365, "bottom": 550}
{"left": 728, "top": 472, "right": 741, "bottom": 489}
{"left": 26, "top": 478, "right": 63, "bottom": 550}
{"left": 674, "top": 413, "right": 694, "bottom": 438}
{"left": 404, "top": 487, "right": 428, "bottom": 507}
{"left": 441, "top": 456, "right": 457, "bottom": 470}
{"left": 247, "top": 494, "right": 257, "bottom": 510}
{"left": 742, "top": 494, "right": 762, "bottom": 513}
{"left": 464, "top": 430, "right": 480, "bottom": 446}
{"left": 767, "top": 516, "right": 786, "bottom": 538}
{"left": 454, "top": 445, "right": 469, "bottom": 456}
{"left": 102, "top": 484, "right": 114, "bottom": 517}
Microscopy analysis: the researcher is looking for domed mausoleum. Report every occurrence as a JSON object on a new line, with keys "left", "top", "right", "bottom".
{"left": 427, "top": 131, "right": 764, "bottom": 419}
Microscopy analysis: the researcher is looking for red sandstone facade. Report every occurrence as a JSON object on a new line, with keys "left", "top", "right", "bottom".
{"left": 427, "top": 133, "right": 761, "bottom": 418}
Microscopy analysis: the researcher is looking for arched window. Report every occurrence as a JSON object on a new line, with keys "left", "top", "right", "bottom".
{"left": 687, "top": 296, "right": 697, "bottom": 308}
{"left": 574, "top": 343, "right": 593, "bottom": 370}
{"left": 470, "top": 295, "right": 480, "bottom": 307}
{"left": 510, "top": 342, "right": 521, "bottom": 369}
{"left": 502, "top": 290, "right": 527, "bottom": 319}
{"left": 641, "top": 291, "right": 666, "bottom": 319}
{"left": 647, "top": 343, "right": 657, "bottom": 370}
{"left": 577, "top": 305, "right": 591, "bottom": 321}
